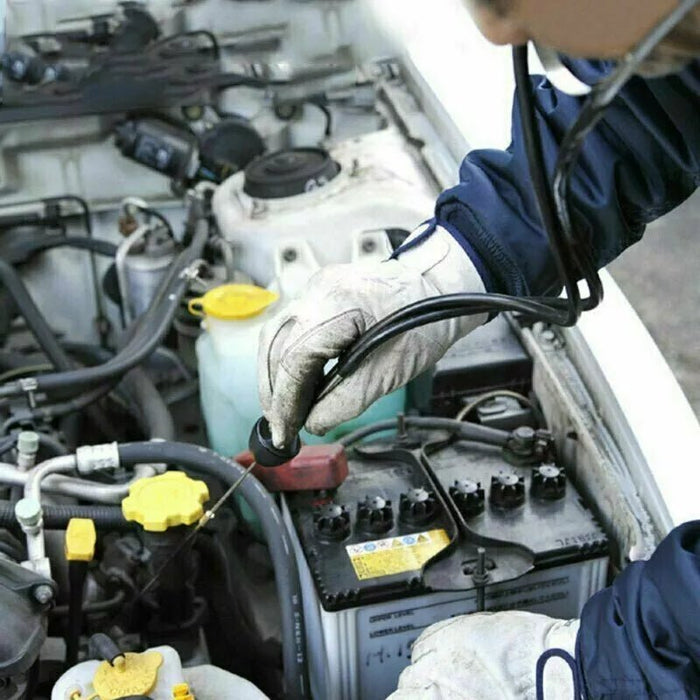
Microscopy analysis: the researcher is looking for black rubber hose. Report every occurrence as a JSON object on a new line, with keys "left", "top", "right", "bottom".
{"left": 135, "top": 206, "right": 175, "bottom": 240}
{"left": 51, "top": 589, "right": 126, "bottom": 617}
{"left": 37, "top": 432, "right": 69, "bottom": 456}
{"left": 0, "top": 257, "right": 72, "bottom": 371}
{"left": 0, "top": 342, "right": 170, "bottom": 439}
{"left": 0, "top": 433, "right": 17, "bottom": 457}
{"left": 60, "top": 342, "right": 175, "bottom": 440}
{"left": 120, "top": 367, "right": 176, "bottom": 441}
{"left": 338, "top": 416, "right": 509, "bottom": 448}
{"left": 43, "top": 505, "right": 128, "bottom": 530}
{"left": 0, "top": 503, "right": 130, "bottom": 530}
{"left": 0, "top": 222, "right": 208, "bottom": 401}
{"left": 10, "top": 383, "right": 116, "bottom": 428}
{"left": 117, "top": 442, "right": 310, "bottom": 700}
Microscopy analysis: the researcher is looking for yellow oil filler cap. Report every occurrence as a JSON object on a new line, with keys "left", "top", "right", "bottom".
{"left": 122, "top": 472, "right": 210, "bottom": 532}
{"left": 93, "top": 650, "right": 163, "bottom": 700}
{"left": 65, "top": 518, "right": 97, "bottom": 562}
{"left": 188, "top": 283, "right": 278, "bottom": 320}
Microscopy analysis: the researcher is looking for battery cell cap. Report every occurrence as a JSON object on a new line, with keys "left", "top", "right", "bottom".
{"left": 399, "top": 488, "right": 438, "bottom": 525}
{"left": 531, "top": 464, "right": 566, "bottom": 500}
{"left": 357, "top": 495, "right": 393, "bottom": 534}
{"left": 65, "top": 518, "right": 97, "bottom": 562}
{"left": 489, "top": 473, "right": 525, "bottom": 509}
{"left": 122, "top": 472, "right": 209, "bottom": 532}
{"left": 449, "top": 479, "right": 485, "bottom": 519}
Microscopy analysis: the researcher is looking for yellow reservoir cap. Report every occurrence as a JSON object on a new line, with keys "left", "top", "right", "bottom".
{"left": 65, "top": 518, "right": 97, "bottom": 562}
{"left": 93, "top": 650, "right": 163, "bottom": 700}
{"left": 188, "top": 283, "right": 278, "bottom": 320}
{"left": 122, "top": 472, "right": 210, "bottom": 532}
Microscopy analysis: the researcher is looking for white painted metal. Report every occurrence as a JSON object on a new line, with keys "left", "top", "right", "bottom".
{"left": 570, "top": 272, "right": 700, "bottom": 531}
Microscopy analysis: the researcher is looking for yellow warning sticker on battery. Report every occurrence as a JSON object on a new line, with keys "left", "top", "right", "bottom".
{"left": 346, "top": 529, "right": 451, "bottom": 580}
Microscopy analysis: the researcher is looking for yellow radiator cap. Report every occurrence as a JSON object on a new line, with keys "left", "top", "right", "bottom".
{"left": 93, "top": 650, "right": 162, "bottom": 700}
{"left": 65, "top": 518, "right": 97, "bottom": 562}
{"left": 188, "top": 283, "right": 278, "bottom": 320}
{"left": 122, "top": 472, "right": 210, "bottom": 532}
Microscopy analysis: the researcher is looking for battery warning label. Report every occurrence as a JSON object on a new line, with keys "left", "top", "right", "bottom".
{"left": 346, "top": 529, "right": 451, "bottom": 580}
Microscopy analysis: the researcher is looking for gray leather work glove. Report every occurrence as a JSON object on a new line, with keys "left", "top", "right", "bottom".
{"left": 388, "top": 611, "right": 580, "bottom": 700}
{"left": 258, "top": 224, "right": 487, "bottom": 449}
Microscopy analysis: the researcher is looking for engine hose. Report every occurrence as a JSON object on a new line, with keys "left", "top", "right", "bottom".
{"left": 0, "top": 340, "right": 171, "bottom": 441}
{"left": 0, "top": 502, "right": 130, "bottom": 530}
{"left": 55, "top": 342, "right": 175, "bottom": 441}
{"left": 5, "top": 383, "right": 116, "bottom": 430}
{"left": 120, "top": 367, "right": 176, "bottom": 441}
{"left": 0, "top": 257, "right": 116, "bottom": 437}
{"left": 117, "top": 441, "right": 310, "bottom": 700}
{"left": 0, "top": 257, "right": 72, "bottom": 372}
{"left": 36, "top": 432, "right": 69, "bottom": 456}
{"left": 0, "top": 260, "right": 130, "bottom": 443}
{"left": 338, "top": 416, "right": 509, "bottom": 448}
{"left": 51, "top": 589, "right": 127, "bottom": 617}
{"left": 0, "top": 222, "right": 208, "bottom": 402}
{"left": 4, "top": 366, "right": 174, "bottom": 441}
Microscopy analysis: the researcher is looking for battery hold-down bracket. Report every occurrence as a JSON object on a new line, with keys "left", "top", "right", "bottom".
{"left": 286, "top": 430, "right": 608, "bottom": 612}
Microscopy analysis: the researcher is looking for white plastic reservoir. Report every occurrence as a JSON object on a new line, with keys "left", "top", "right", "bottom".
{"left": 192, "top": 281, "right": 406, "bottom": 459}
{"left": 52, "top": 645, "right": 267, "bottom": 700}
{"left": 212, "top": 128, "right": 436, "bottom": 287}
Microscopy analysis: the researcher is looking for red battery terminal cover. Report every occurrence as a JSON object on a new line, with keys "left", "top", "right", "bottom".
{"left": 234, "top": 443, "right": 349, "bottom": 492}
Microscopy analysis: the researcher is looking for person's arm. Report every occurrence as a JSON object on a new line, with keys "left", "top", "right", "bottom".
{"left": 576, "top": 520, "right": 700, "bottom": 695}
{"left": 433, "top": 59, "right": 700, "bottom": 297}
{"left": 247, "top": 59, "right": 700, "bottom": 445}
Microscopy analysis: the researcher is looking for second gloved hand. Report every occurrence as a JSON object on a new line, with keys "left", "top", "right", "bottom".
{"left": 388, "top": 611, "right": 580, "bottom": 700}
{"left": 258, "top": 224, "right": 488, "bottom": 448}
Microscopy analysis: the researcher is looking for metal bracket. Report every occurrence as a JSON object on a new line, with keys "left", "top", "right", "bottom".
{"left": 18, "top": 377, "right": 39, "bottom": 409}
{"left": 179, "top": 259, "right": 205, "bottom": 282}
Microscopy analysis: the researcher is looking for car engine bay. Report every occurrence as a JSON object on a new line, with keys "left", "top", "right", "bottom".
{"left": 0, "top": 2, "right": 667, "bottom": 698}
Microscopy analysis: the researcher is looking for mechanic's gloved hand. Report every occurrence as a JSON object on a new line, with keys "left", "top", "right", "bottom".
{"left": 258, "top": 224, "right": 487, "bottom": 448}
{"left": 388, "top": 611, "right": 580, "bottom": 700}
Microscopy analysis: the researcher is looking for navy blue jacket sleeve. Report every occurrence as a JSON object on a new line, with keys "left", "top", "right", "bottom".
{"left": 434, "top": 59, "right": 700, "bottom": 297}
{"left": 576, "top": 521, "right": 700, "bottom": 698}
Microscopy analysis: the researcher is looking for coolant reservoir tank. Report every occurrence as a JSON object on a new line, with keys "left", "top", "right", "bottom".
{"left": 195, "top": 267, "right": 405, "bottom": 535}
{"left": 51, "top": 645, "right": 268, "bottom": 699}
{"left": 192, "top": 283, "right": 281, "bottom": 458}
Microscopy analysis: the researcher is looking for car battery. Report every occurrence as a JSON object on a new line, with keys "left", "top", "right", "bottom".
{"left": 430, "top": 315, "right": 533, "bottom": 416}
{"left": 284, "top": 433, "right": 608, "bottom": 700}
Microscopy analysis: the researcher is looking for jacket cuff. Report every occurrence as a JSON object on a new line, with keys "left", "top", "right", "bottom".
{"left": 391, "top": 218, "right": 496, "bottom": 293}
